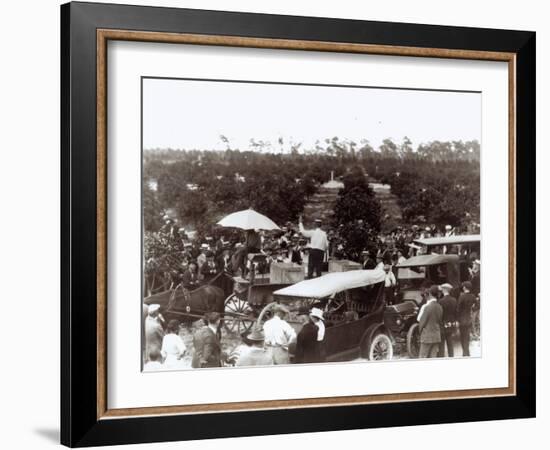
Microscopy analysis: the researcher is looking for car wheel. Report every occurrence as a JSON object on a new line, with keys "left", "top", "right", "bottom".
{"left": 369, "top": 333, "right": 393, "bottom": 360}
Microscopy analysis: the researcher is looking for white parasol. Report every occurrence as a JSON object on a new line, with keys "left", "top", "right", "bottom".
{"left": 217, "top": 208, "right": 280, "bottom": 231}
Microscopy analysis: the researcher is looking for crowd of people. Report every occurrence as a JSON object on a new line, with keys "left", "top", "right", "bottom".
{"left": 143, "top": 303, "right": 328, "bottom": 370}
{"left": 143, "top": 213, "right": 481, "bottom": 369}
{"left": 416, "top": 280, "right": 478, "bottom": 359}
{"left": 148, "top": 214, "right": 480, "bottom": 291}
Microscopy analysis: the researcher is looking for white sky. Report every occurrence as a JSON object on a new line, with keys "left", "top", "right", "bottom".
{"left": 143, "top": 78, "right": 481, "bottom": 152}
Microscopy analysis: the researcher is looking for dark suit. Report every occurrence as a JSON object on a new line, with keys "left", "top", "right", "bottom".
{"left": 457, "top": 292, "right": 476, "bottom": 356}
{"left": 199, "top": 261, "right": 218, "bottom": 283}
{"left": 216, "top": 255, "right": 232, "bottom": 273}
{"left": 438, "top": 295, "right": 457, "bottom": 357}
{"left": 191, "top": 326, "right": 222, "bottom": 368}
{"left": 362, "top": 258, "right": 376, "bottom": 270}
{"left": 418, "top": 300, "right": 443, "bottom": 358}
{"left": 294, "top": 322, "right": 321, "bottom": 364}
{"left": 289, "top": 247, "right": 303, "bottom": 265}
{"left": 181, "top": 269, "right": 198, "bottom": 290}
{"left": 471, "top": 272, "right": 480, "bottom": 295}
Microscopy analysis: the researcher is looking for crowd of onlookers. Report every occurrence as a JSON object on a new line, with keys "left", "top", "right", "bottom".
{"left": 147, "top": 215, "right": 481, "bottom": 291}
{"left": 142, "top": 215, "right": 481, "bottom": 370}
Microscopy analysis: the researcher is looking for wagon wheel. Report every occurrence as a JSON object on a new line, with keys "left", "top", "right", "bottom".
{"left": 223, "top": 293, "right": 254, "bottom": 335}
{"left": 471, "top": 310, "right": 480, "bottom": 340}
{"left": 406, "top": 323, "right": 420, "bottom": 358}
{"left": 369, "top": 333, "right": 393, "bottom": 360}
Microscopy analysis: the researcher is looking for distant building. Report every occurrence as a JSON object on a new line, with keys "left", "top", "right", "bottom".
{"left": 322, "top": 171, "right": 344, "bottom": 189}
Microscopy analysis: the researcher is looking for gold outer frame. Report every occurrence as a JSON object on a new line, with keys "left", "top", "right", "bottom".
{"left": 96, "top": 29, "right": 516, "bottom": 420}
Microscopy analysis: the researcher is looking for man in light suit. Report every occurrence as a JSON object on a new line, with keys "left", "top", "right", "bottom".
{"left": 417, "top": 285, "right": 443, "bottom": 358}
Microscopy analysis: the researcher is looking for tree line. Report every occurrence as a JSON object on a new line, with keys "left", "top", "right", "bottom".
{"left": 143, "top": 137, "right": 480, "bottom": 236}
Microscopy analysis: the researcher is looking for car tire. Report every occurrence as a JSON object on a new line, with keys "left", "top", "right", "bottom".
{"left": 368, "top": 333, "right": 393, "bottom": 360}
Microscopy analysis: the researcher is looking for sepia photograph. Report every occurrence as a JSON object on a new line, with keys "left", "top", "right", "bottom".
{"left": 141, "top": 77, "right": 482, "bottom": 372}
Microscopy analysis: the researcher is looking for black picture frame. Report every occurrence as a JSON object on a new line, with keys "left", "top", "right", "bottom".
{"left": 61, "top": 1, "right": 535, "bottom": 447}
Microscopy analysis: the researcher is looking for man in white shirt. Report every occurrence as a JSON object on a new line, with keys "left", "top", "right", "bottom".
{"left": 299, "top": 216, "right": 329, "bottom": 279}
{"left": 383, "top": 264, "right": 397, "bottom": 304}
{"left": 263, "top": 304, "right": 297, "bottom": 364}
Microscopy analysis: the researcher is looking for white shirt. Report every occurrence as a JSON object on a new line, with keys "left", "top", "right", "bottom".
{"left": 161, "top": 333, "right": 186, "bottom": 364}
{"left": 316, "top": 320, "right": 325, "bottom": 341}
{"left": 375, "top": 261, "right": 385, "bottom": 271}
{"left": 299, "top": 223, "right": 329, "bottom": 252}
{"left": 263, "top": 316, "right": 296, "bottom": 348}
{"left": 417, "top": 297, "right": 437, "bottom": 322}
{"left": 384, "top": 271, "right": 396, "bottom": 287}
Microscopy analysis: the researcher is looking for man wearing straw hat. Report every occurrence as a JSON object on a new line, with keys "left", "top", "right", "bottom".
{"left": 263, "top": 304, "right": 296, "bottom": 364}
{"left": 235, "top": 328, "right": 274, "bottom": 367}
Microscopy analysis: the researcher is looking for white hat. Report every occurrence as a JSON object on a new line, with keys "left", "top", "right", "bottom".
{"left": 439, "top": 283, "right": 453, "bottom": 291}
{"left": 310, "top": 307, "right": 324, "bottom": 321}
{"left": 425, "top": 226, "right": 431, "bottom": 231}
{"left": 200, "top": 243, "right": 209, "bottom": 249}
{"left": 148, "top": 304, "right": 160, "bottom": 314}
{"left": 445, "top": 225, "right": 452, "bottom": 230}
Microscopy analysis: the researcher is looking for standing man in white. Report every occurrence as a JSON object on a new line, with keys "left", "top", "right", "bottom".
{"left": 299, "top": 216, "right": 329, "bottom": 279}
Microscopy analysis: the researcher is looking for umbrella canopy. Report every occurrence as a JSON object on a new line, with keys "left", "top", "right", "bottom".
{"left": 217, "top": 209, "right": 280, "bottom": 231}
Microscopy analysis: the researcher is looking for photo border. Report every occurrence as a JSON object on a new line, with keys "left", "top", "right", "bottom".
{"left": 61, "top": 2, "right": 534, "bottom": 446}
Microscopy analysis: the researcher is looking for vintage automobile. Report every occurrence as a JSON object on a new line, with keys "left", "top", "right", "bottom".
{"left": 261, "top": 269, "right": 394, "bottom": 361}
{"left": 413, "top": 234, "right": 480, "bottom": 256}
{"left": 413, "top": 234, "right": 480, "bottom": 281}
{"left": 384, "top": 254, "right": 461, "bottom": 357}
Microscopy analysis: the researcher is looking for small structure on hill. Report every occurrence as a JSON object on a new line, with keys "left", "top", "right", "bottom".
{"left": 322, "top": 171, "right": 344, "bottom": 189}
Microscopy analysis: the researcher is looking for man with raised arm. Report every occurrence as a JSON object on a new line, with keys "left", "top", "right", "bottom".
{"left": 299, "top": 216, "right": 329, "bottom": 279}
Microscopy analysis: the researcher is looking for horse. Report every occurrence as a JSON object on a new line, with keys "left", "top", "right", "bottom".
{"left": 144, "top": 283, "right": 224, "bottom": 321}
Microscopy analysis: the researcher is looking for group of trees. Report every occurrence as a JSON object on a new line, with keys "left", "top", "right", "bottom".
{"left": 332, "top": 167, "right": 382, "bottom": 261}
{"left": 143, "top": 137, "right": 480, "bottom": 238}
{"left": 380, "top": 161, "right": 480, "bottom": 226}
{"left": 144, "top": 150, "right": 331, "bottom": 236}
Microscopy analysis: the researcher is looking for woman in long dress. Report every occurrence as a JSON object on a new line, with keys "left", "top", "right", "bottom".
{"left": 161, "top": 320, "right": 186, "bottom": 369}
